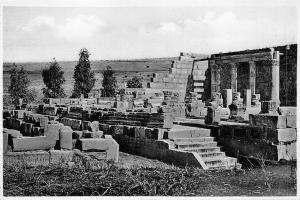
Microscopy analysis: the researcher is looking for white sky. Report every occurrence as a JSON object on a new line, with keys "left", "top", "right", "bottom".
{"left": 3, "top": 4, "right": 298, "bottom": 62}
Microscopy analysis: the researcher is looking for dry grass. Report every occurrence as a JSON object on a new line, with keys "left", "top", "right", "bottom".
{"left": 3, "top": 152, "right": 296, "bottom": 196}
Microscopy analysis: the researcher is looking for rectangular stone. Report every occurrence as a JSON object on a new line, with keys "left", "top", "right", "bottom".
{"left": 250, "top": 114, "right": 286, "bottom": 129}
{"left": 60, "top": 126, "right": 73, "bottom": 150}
{"left": 4, "top": 151, "right": 50, "bottom": 166}
{"left": 286, "top": 115, "right": 296, "bottom": 128}
{"left": 267, "top": 128, "right": 297, "bottom": 143}
{"left": 78, "top": 138, "right": 119, "bottom": 161}
{"left": 3, "top": 130, "right": 8, "bottom": 154}
{"left": 49, "top": 150, "right": 73, "bottom": 164}
{"left": 13, "top": 110, "right": 26, "bottom": 119}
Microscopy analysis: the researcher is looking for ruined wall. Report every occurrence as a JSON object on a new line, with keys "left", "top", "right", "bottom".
{"left": 203, "top": 44, "right": 297, "bottom": 106}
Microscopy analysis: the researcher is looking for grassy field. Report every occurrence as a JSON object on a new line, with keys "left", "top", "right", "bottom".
{"left": 3, "top": 58, "right": 175, "bottom": 96}
{"left": 3, "top": 152, "right": 296, "bottom": 196}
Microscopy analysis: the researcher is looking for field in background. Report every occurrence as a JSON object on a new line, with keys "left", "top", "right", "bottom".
{"left": 3, "top": 57, "right": 177, "bottom": 96}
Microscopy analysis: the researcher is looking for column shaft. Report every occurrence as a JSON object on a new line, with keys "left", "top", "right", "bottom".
{"left": 229, "top": 63, "right": 237, "bottom": 92}
{"left": 249, "top": 61, "right": 256, "bottom": 94}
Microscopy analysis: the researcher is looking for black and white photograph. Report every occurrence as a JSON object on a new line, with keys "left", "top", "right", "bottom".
{"left": 1, "top": 0, "right": 299, "bottom": 198}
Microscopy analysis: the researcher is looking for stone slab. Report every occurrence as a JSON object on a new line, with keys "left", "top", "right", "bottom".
{"left": 4, "top": 151, "right": 50, "bottom": 166}
{"left": 78, "top": 138, "right": 119, "bottom": 161}
{"left": 3, "top": 130, "right": 8, "bottom": 154}
{"left": 49, "top": 150, "right": 73, "bottom": 164}
{"left": 60, "top": 126, "right": 73, "bottom": 150}
{"left": 286, "top": 115, "right": 297, "bottom": 128}
{"left": 249, "top": 114, "right": 286, "bottom": 129}
{"left": 267, "top": 128, "right": 297, "bottom": 143}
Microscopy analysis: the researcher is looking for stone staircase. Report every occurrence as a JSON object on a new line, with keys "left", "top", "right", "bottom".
{"left": 167, "top": 125, "right": 241, "bottom": 170}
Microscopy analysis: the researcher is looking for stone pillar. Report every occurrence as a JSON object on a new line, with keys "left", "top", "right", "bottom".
{"left": 229, "top": 63, "right": 237, "bottom": 92}
{"left": 271, "top": 51, "right": 280, "bottom": 104}
{"left": 249, "top": 61, "right": 256, "bottom": 94}
{"left": 222, "top": 89, "right": 232, "bottom": 108}
{"left": 243, "top": 89, "right": 251, "bottom": 108}
{"left": 210, "top": 61, "right": 220, "bottom": 97}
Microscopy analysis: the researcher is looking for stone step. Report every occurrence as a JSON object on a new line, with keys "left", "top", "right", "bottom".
{"left": 168, "top": 128, "right": 211, "bottom": 139}
{"left": 183, "top": 146, "right": 221, "bottom": 153}
{"left": 198, "top": 152, "right": 225, "bottom": 160}
{"left": 176, "top": 141, "right": 217, "bottom": 149}
{"left": 205, "top": 157, "right": 240, "bottom": 170}
{"left": 171, "top": 137, "right": 214, "bottom": 143}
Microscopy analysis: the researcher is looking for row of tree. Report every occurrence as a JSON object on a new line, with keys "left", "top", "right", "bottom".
{"left": 8, "top": 48, "right": 143, "bottom": 106}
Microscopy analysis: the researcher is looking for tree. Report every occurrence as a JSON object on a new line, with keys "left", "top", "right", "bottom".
{"left": 101, "top": 66, "right": 117, "bottom": 97}
{"left": 8, "top": 64, "right": 30, "bottom": 106}
{"left": 42, "top": 59, "right": 66, "bottom": 98}
{"left": 72, "top": 48, "right": 96, "bottom": 98}
{"left": 127, "top": 76, "right": 142, "bottom": 88}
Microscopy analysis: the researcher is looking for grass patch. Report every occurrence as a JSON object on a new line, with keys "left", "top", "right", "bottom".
{"left": 3, "top": 152, "right": 296, "bottom": 196}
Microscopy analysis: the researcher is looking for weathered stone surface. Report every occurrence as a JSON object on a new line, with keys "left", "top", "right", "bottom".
{"left": 261, "top": 101, "right": 279, "bottom": 114}
{"left": 278, "top": 107, "right": 297, "bottom": 116}
{"left": 249, "top": 114, "right": 286, "bottom": 129}
{"left": 243, "top": 89, "right": 251, "bottom": 108}
{"left": 13, "top": 124, "right": 61, "bottom": 151}
{"left": 78, "top": 138, "right": 119, "bottom": 161}
{"left": 222, "top": 89, "right": 232, "bottom": 108}
{"left": 90, "top": 121, "right": 100, "bottom": 132}
{"left": 82, "top": 130, "right": 103, "bottom": 138}
{"left": 286, "top": 115, "right": 296, "bottom": 128}
{"left": 49, "top": 150, "right": 73, "bottom": 164}
{"left": 13, "top": 110, "right": 26, "bottom": 119}
{"left": 277, "top": 142, "right": 297, "bottom": 161}
{"left": 60, "top": 126, "right": 73, "bottom": 150}
{"left": 3, "top": 130, "right": 8, "bottom": 154}
{"left": 267, "top": 128, "right": 297, "bottom": 143}
{"left": 4, "top": 151, "right": 50, "bottom": 166}
{"left": 3, "top": 128, "right": 23, "bottom": 138}
{"left": 82, "top": 121, "right": 91, "bottom": 131}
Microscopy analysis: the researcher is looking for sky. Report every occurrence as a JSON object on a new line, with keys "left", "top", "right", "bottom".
{"left": 3, "top": 6, "right": 297, "bottom": 62}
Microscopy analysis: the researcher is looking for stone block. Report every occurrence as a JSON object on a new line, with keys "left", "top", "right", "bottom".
{"left": 286, "top": 115, "right": 296, "bottom": 128}
{"left": 90, "top": 121, "right": 99, "bottom": 132}
{"left": 267, "top": 128, "right": 297, "bottom": 143}
{"left": 249, "top": 114, "right": 286, "bottom": 129}
{"left": 60, "top": 126, "right": 73, "bottom": 150}
{"left": 39, "top": 116, "right": 49, "bottom": 128}
{"left": 45, "top": 124, "right": 62, "bottom": 140}
{"left": 278, "top": 107, "right": 297, "bottom": 116}
{"left": 78, "top": 138, "right": 119, "bottom": 161}
{"left": 4, "top": 151, "right": 50, "bottom": 166}
{"left": 33, "top": 127, "right": 41, "bottom": 136}
{"left": 49, "top": 150, "right": 73, "bottom": 164}
{"left": 3, "top": 128, "right": 23, "bottom": 138}
{"left": 3, "top": 130, "right": 8, "bottom": 154}
{"left": 13, "top": 110, "right": 26, "bottom": 119}
{"left": 277, "top": 142, "right": 297, "bottom": 161}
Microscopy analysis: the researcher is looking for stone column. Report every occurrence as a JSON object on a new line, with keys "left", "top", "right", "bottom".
{"left": 249, "top": 61, "right": 256, "bottom": 94}
{"left": 222, "top": 89, "right": 232, "bottom": 108}
{"left": 210, "top": 61, "right": 220, "bottom": 97}
{"left": 229, "top": 63, "right": 237, "bottom": 92}
{"left": 271, "top": 51, "right": 280, "bottom": 104}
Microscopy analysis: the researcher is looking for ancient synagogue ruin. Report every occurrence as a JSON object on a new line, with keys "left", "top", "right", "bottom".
{"left": 3, "top": 44, "right": 297, "bottom": 170}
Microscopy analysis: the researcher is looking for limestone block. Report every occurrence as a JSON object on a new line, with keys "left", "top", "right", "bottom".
{"left": 4, "top": 151, "right": 50, "bottom": 166}
{"left": 49, "top": 150, "right": 73, "bottom": 164}
{"left": 286, "top": 115, "right": 296, "bottom": 128}
{"left": 90, "top": 121, "right": 100, "bottom": 132}
{"left": 4, "top": 128, "right": 23, "bottom": 139}
{"left": 78, "top": 138, "right": 119, "bottom": 162}
{"left": 250, "top": 114, "right": 286, "bottom": 129}
{"left": 13, "top": 110, "right": 26, "bottom": 119}
{"left": 278, "top": 107, "right": 297, "bottom": 116}
{"left": 60, "top": 126, "right": 73, "bottom": 150}
{"left": 267, "top": 128, "right": 297, "bottom": 143}
{"left": 39, "top": 116, "right": 49, "bottom": 128}
{"left": 277, "top": 142, "right": 297, "bottom": 161}
{"left": 3, "top": 130, "right": 8, "bottom": 154}
{"left": 45, "top": 124, "right": 62, "bottom": 140}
